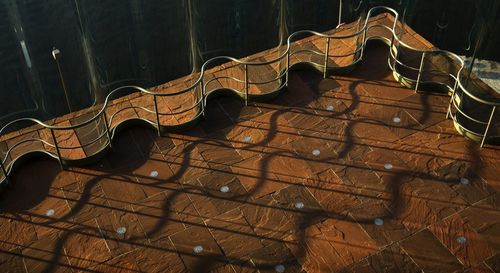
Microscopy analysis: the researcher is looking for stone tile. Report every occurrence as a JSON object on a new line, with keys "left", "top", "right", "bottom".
{"left": 318, "top": 218, "right": 379, "bottom": 265}
{"left": 63, "top": 221, "right": 113, "bottom": 270}
{"left": 22, "top": 232, "right": 73, "bottom": 273}
{"left": 349, "top": 202, "right": 411, "bottom": 248}
{"left": 132, "top": 192, "right": 187, "bottom": 243}
{"left": 365, "top": 244, "right": 422, "bottom": 273}
{"left": 272, "top": 184, "right": 327, "bottom": 229}
{"left": 485, "top": 253, "right": 500, "bottom": 273}
{"left": 230, "top": 154, "right": 286, "bottom": 198}
{"left": 134, "top": 242, "right": 187, "bottom": 272}
{"left": 0, "top": 248, "right": 26, "bottom": 273}
{"left": 61, "top": 181, "right": 111, "bottom": 224}
{"left": 285, "top": 224, "right": 346, "bottom": 272}
{"left": 400, "top": 229, "right": 464, "bottom": 273}
{"left": 206, "top": 208, "right": 265, "bottom": 257}
{"left": 430, "top": 214, "right": 495, "bottom": 271}
{"left": 459, "top": 193, "right": 500, "bottom": 251}
{"left": 100, "top": 174, "right": 147, "bottom": 208}
{"left": 223, "top": 120, "right": 267, "bottom": 160}
{"left": 27, "top": 187, "right": 73, "bottom": 239}
{"left": 89, "top": 251, "right": 142, "bottom": 273}
{"left": 196, "top": 134, "right": 244, "bottom": 167}
{"left": 305, "top": 169, "right": 362, "bottom": 217}
{"left": 162, "top": 142, "right": 210, "bottom": 185}
{"left": 95, "top": 205, "right": 147, "bottom": 256}
{"left": 169, "top": 225, "right": 225, "bottom": 272}
{"left": 249, "top": 241, "right": 304, "bottom": 273}
{"left": 392, "top": 177, "right": 467, "bottom": 232}
{"left": 290, "top": 134, "right": 339, "bottom": 175}
{"left": 132, "top": 153, "right": 178, "bottom": 197}
{"left": 0, "top": 213, "right": 37, "bottom": 251}
{"left": 240, "top": 195, "right": 294, "bottom": 243}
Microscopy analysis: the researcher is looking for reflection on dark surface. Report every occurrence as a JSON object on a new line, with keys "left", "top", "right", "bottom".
{"left": 0, "top": 0, "right": 498, "bottom": 126}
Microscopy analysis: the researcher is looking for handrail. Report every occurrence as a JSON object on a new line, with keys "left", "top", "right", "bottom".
{"left": 1, "top": 5, "right": 498, "bottom": 185}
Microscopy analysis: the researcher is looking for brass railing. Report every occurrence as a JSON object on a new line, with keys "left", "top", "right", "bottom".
{"left": 1, "top": 5, "right": 498, "bottom": 185}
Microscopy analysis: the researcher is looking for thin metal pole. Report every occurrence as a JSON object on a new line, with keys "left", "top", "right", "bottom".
{"left": 53, "top": 49, "right": 73, "bottom": 113}
{"left": 200, "top": 80, "right": 205, "bottom": 117}
{"left": 102, "top": 113, "right": 112, "bottom": 148}
{"left": 50, "top": 128, "right": 64, "bottom": 169}
{"left": 286, "top": 51, "right": 290, "bottom": 87}
{"left": 481, "top": 106, "right": 496, "bottom": 148}
{"left": 338, "top": 0, "right": 342, "bottom": 27}
{"left": 415, "top": 52, "right": 426, "bottom": 93}
{"left": 446, "top": 78, "right": 460, "bottom": 119}
{"left": 244, "top": 64, "right": 249, "bottom": 106}
{"left": 0, "top": 157, "right": 7, "bottom": 184}
{"left": 360, "top": 28, "right": 367, "bottom": 60}
{"left": 153, "top": 95, "right": 161, "bottom": 136}
{"left": 324, "top": 37, "right": 330, "bottom": 78}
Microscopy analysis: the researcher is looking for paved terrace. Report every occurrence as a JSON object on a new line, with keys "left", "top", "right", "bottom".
{"left": 1, "top": 13, "right": 500, "bottom": 273}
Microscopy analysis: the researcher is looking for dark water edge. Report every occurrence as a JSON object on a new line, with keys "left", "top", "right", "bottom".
{"left": 0, "top": 0, "right": 498, "bottom": 126}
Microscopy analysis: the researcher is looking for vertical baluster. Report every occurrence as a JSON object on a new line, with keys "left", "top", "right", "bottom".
{"left": 446, "top": 76, "right": 460, "bottom": 119}
{"left": 153, "top": 95, "right": 161, "bottom": 136}
{"left": 286, "top": 50, "right": 291, "bottom": 87}
{"left": 360, "top": 28, "right": 367, "bottom": 60}
{"left": 415, "top": 52, "right": 426, "bottom": 93}
{"left": 200, "top": 79, "right": 205, "bottom": 117}
{"left": 50, "top": 128, "right": 64, "bottom": 169}
{"left": 481, "top": 106, "right": 496, "bottom": 148}
{"left": 102, "top": 112, "right": 113, "bottom": 148}
{"left": 324, "top": 37, "right": 331, "bottom": 78}
{"left": 244, "top": 64, "right": 249, "bottom": 106}
{"left": 0, "top": 155, "right": 7, "bottom": 184}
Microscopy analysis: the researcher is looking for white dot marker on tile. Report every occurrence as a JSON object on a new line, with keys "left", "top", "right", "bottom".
{"left": 457, "top": 236, "right": 467, "bottom": 244}
{"left": 295, "top": 202, "right": 305, "bottom": 209}
{"left": 116, "top": 227, "right": 127, "bottom": 235}
{"left": 45, "top": 209, "right": 55, "bottom": 217}
{"left": 374, "top": 218, "right": 384, "bottom": 226}
{"left": 384, "top": 163, "right": 393, "bottom": 170}
{"left": 460, "top": 177, "right": 470, "bottom": 185}
{"left": 193, "top": 245, "right": 204, "bottom": 254}
{"left": 149, "top": 170, "right": 159, "bottom": 177}
{"left": 326, "top": 105, "right": 334, "bottom": 111}
{"left": 393, "top": 117, "right": 401, "bottom": 123}
{"left": 275, "top": 264, "right": 286, "bottom": 273}
{"left": 220, "top": 186, "right": 230, "bottom": 193}
{"left": 312, "top": 149, "right": 321, "bottom": 156}
{"left": 243, "top": 136, "right": 252, "bottom": 143}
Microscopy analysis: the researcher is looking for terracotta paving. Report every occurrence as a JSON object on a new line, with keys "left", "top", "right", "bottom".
{"left": 1, "top": 17, "right": 500, "bottom": 273}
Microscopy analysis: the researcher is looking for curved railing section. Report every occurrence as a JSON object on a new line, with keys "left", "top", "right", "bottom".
{"left": 1, "top": 6, "right": 497, "bottom": 185}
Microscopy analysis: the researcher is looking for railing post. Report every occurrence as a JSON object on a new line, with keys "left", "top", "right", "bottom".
{"left": 415, "top": 52, "right": 426, "bottom": 93}
{"left": 360, "top": 28, "right": 367, "bottom": 60}
{"left": 0, "top": 157, "right": 7, "bottom": 184}
{"left": 446, "top": 77, "right": 460, "bottom": 119}
{"left": 200, "top": 80, "right": 205, "bottom": 117}
{"left": 102, "top": 113, "right": 113, "bottom": 148}
{"left": 323, "top": 37, "right": 331, "bottom": 78}
{"left": 50, "top": 128, "right": 64, "bottom": 169}
{"left": 244, "top": 64, "right": 249, "bottom": 106}
{"left": 286, "top": 50, "right": 291, "bottom": 87}
{"left": 153, "top": 95, "right": 162, "bottom": 136}
{"left": 481, "top": 106, "right": 496, "bottom": 148}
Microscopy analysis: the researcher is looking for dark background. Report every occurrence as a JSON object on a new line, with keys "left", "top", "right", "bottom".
{"left": 0, "top": 0, "right": 498, "bottom": 125}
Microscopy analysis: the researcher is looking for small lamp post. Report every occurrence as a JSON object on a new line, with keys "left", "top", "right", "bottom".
{"left": 52, "top": 47, "right": 73, "bottom": 113}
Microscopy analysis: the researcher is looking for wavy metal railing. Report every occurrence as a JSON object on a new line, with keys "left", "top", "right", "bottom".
{"left": 1, "top": 6, "right": 498, "bottom": 186}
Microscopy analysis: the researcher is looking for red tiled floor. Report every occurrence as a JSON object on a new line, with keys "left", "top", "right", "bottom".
{"left": 1, "top": 18, "right": 500, "bottom": 273}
